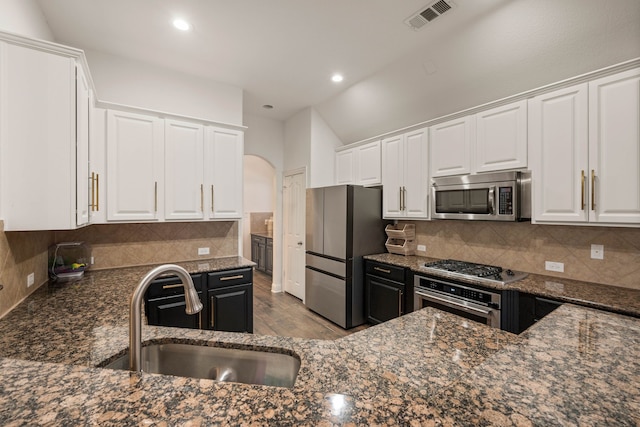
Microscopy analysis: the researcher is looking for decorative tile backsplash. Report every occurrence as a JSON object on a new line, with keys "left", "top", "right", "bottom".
{"left": 406, "top": 220, "right": 640, "bottom": 290}
{"left": 0, "top": 221, "right": 238, "bottom": 318}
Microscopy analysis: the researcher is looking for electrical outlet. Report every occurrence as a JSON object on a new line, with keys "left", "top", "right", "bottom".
{"left": 27, "top": 272, "right": 35, "bottom": 287}
{"left": 545, "top": 261, "right": 564, "bottom": 273}
{"left": 91, "top": 256, "right": 95, "bottom": 265}
{"left": 417, "top": 244, "right": 426, "bottom": 252}
{"left": 198, "top": 247, "right": 210, "bottom": 256}
{"left": 591, "top": 244, "right": 604, "bottom": 260}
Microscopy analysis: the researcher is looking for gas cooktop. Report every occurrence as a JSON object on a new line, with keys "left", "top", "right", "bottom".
{"left": 421, "top": 259, "right": 528, "bottom": 285}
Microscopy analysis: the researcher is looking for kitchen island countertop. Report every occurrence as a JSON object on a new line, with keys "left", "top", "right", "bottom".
{"left": 0, "top": 256, "right": 638, "bottom": 425}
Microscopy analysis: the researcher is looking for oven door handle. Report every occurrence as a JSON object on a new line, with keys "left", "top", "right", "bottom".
{"left": 415, "top": 290, "right": 495, "bottom": 317}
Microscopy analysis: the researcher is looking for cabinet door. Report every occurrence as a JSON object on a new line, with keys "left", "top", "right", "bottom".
{"left": 335, "top": 149, "right": 355, "bottom": 184}
{"left": 164, "top": 120, "right": 204, "bottom": 220}
{"left": 205, "top": 127, "right": 243, "bottom": 219}
{"left": 106, "top": 110, "right": 164, "bottom": 221}
{"left": 529, "top": 84, "right": 589, "bottom": 223}
{"left": 76, "top": 64, "right": 91, "bottom": 227}
{"left": 404, "top": 128, "right": 429, "bottom": 218}
{"left": 381, "top": 134, "right": 404, "bottom": 218}
{"left": 430, "top": 116, "right": 474, "bottom": 177}
{"left": 365, "top": 275, "right": 404, "bottom": 324}
{"left": 89, "top": 105, "right": 106, "bottom": 224}
{"left": 265, "top": 238, "right": 273, "bottom": 275}
{"left": 208, "top": 284, "right": 253, "bottom": 332}
{"left": 589, "top": 68, "right": 640, "bottom": 224}
{"left": 147, "top": 293, "right": 204, "bottom": 329}
{"left": 475, "top": 100, "right": 528, "bottom": 173}
{"left": 357, "top": 140, "right": 381, "bottom": 186}
{"left": 0, "top": 42, "right": 76, "bottom": 230}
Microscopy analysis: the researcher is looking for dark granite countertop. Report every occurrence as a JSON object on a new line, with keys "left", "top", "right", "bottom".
{"left": 0, "top": 255, "right": 639, "bottom": 425}
{"left": 365, "top": 253, "right": 640, "bottom": 317}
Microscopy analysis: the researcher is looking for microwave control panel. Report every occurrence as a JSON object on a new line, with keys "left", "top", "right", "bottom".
{"left": 498, "top": 187, "right": 513, "bottom": 215}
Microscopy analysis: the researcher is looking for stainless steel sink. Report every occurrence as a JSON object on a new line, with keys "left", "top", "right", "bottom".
{"left": 103, "top": 343, "right": 300, "bottom": 388}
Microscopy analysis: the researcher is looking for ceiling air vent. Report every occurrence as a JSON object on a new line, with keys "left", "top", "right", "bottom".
{"left": 405, "top": 0, "right": 455, "bottom": 31}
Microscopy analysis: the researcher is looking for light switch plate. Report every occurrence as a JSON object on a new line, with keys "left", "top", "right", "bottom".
{"left": 545, "top": 261, "right": 564, "bottom": 273}
{"left": 591, "top": 244, "right": 604, "bottom": 259}
{"left": 198, "top": 247, "right": 210, "bottom": 256}
{"left": 417, "top": 244, "right": 426, "bottom": 252}
{"left": 27, "top": 272, "right": 35, "bottom": 287}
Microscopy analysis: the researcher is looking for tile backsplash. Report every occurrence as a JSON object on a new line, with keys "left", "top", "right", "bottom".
{"left": 406, "top": 220, "right": 640, "bottom": 290}
{"left": 0, "top": 221, "right": 238, "bottom": 318}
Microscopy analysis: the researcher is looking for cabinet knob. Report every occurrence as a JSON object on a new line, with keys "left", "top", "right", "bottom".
{"left": 297, "top": 242, "right": 303, "bottom": 246}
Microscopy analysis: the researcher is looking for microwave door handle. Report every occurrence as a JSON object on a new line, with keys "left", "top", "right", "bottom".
{"left": 488, "top": 186, "right": 496, "bottom": 215}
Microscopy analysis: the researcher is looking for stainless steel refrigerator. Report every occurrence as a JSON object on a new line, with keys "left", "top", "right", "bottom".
{"left": 305, "top": 185, "right": 388, "bottom": 328}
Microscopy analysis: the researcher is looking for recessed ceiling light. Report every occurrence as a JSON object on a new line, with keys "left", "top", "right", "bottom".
{"left": 331, "top": 73, "right": 344, "bottom": 83}
{"left": 173, "top": 19, "right": 191, "bottom": 31}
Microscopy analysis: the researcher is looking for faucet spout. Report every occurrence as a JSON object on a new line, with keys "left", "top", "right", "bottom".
{"left": 129, "top": 264, "right": 203, "bottom": 372}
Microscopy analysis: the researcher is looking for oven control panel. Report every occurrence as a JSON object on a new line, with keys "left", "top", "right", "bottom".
{"left": 416, "top": 276, "right": 500, "bottom": 308}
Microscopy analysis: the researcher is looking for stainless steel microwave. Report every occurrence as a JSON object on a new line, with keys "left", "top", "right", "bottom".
{"left": 431, "top": 171, "right": 531, "bottom": 221}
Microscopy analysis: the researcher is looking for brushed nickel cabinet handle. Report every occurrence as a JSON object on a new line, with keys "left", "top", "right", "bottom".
{"left": 95, "top": 173, "right": 99, "bottom": 211}
{"left": 162, "top": 284, "right": 184, "bottom": 290}
{"left": 399, "top": 187, "right": 402, "bottom": 211}
{"left": 154, "top": 181, "right": 158, "bottom": 212}
{"left": 591, "top": 170, "right": 596, "bottom": 211}
{"left": 198, "top": 312, "right": 202, "bottom": 329}
{"left": 398, "top": 290, "right": 403, "bottom": 316}
{"left": 90, "top": 172, "right": 96, "bottom": 211}
{"left": 210, "top": 303, "right": 215, "bottom": 329}
{"left": 220, "top": 275, "right": 244, "bottom": 281}
{"left": 200, "top": 184, "right": 204, "bottom": 212}
{"left": 581, "top": 170, "right": 585, "bottom": 210}
{"left": 374, "top": 267, "right": 391, "bottom": 274}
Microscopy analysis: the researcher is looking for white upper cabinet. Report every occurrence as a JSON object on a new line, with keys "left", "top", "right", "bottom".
{"left": 430, "top": 116, "right": 474, "bottom": 177}
{"left": 75, "top": 64, "right": 91, "bottom": 227}
{"left": 205, "top": 127, "right": 243, "bottom": 219}
{"left": 529, "top": 67, "right": 640, "bottom": 226}
{"left": 106, "top": 110, "right": 164, "bottom": 222}
{"left": 0, "top": 40, "right": 90, "bottom": 231}
{"left": 89, "top": 105, "right": 106, "bottom": 224}
{"left": 381, "top": 128, "right": 429, "bottom": 219}
{"left": 335, "top": 149, "right": 355, "bottom": 184}
{"left": 475, "top": 100, "right": 528, "bottom": 173}
{"left": 529, "top": 84, "right": 589, "bottom": 223}
{"left": 164, "top": 120, "right": 205, "bottom": 221}
{"left": 588, "top": 68, "right": 640, "bottom": 224}
{"left": 335, "top": 140, "right": 381, "bottom": 186}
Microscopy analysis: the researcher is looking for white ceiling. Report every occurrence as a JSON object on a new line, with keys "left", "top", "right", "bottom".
{"left": 37, "top": 0, "right": 640, "bottom": 143}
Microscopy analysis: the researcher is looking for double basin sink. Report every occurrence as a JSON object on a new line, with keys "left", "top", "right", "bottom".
{"left": 104, "top": 343, "right": 301, "bottom": 388}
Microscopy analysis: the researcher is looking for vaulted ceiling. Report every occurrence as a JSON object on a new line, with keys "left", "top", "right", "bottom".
{"left": 37, "top": 0, "right": 640, "bottom": 143}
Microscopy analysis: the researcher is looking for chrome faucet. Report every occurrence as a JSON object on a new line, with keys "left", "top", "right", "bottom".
{"left": 129, "top": 264, "right": 203, "bottom": 371}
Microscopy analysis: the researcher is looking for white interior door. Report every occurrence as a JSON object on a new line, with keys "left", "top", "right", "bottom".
{"left": 283, "top": 169, "right": 306, "bottom": 301}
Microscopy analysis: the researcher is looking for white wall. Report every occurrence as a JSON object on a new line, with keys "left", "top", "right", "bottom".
{"left": 309, "top": 109, "right": 342, "bottom": 188}
{"left": 243, "top": 155, "right": 275, "bottom": 213}
{"left": 283, "top": 108, "right": 312, "bottom": 184}
{"left": 243, "top": 113, "right": 285, "bottom": 292}
{"left": 0, "top": 0, "right": 53, "bottom": 41}
{"left": 85, "top": 49, "right": 243, "bottom": 126}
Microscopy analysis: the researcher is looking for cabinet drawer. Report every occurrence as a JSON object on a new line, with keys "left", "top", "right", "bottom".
{"left": 146, "top": 273, "right": 204, "bottom": 298}
{"left": 251, "top": 235, "right": 266, "bottom": 245}
{"left": 208, "top": 268, "right": 252, "bottom": 289}
{"left": 365, "top": 261, "right": 405, "bottom": 283}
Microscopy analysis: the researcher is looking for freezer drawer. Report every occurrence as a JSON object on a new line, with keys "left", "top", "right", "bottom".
{"left": 306, "top": 252, "right": 346, "bottom": 278}
{"left": 305, "top": 267, "right": 347, "bottom": 328}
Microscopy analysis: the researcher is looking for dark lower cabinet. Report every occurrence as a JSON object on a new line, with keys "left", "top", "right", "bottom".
{"left": 207, "top": 268, "right": 254, "bottom": 333}
{"left": 209, "top": 284, "right": 253, "bottom": 332}
{"left": 365, "top": 260, "right": 413, "bottom": 325}
{"left": 145, "top": 268, "right": 253, "bottom": 333}
{"left": 147, "top": 293, "right": 204, "bottom": 329}
{"left": 251, "top": 234, "right": 273, "bottom": 276}
{"left": 518, "top": 293, "right": 563, "bottom": 333}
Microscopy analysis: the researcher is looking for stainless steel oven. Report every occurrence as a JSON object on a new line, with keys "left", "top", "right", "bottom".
{"left": 414, "top": 275, "right": 501, "bottom": 329}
